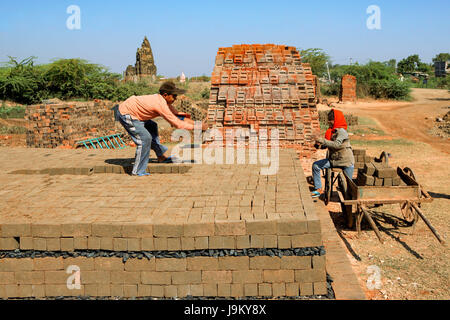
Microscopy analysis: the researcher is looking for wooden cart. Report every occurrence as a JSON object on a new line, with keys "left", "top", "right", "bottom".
{"left": 336, "top": 167, "right": 444, "bottom": 244}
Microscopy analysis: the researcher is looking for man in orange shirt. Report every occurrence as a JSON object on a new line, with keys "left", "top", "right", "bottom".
{"left": 117, "top": 81, "right": 208, "bottom": 176}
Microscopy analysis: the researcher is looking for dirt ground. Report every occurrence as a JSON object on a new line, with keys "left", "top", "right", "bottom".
{"left": 319, "top": 88, "right": 449, "bottom": 300}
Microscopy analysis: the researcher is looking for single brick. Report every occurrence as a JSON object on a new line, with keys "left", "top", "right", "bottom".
{"left": 33, "top": 238, "right": 47, "bottom": 251}
{"left": 32, "top": 224, "right": 62, "bottom": 238}
{"left": 232, "top": 270, "right": 262, "bottom": 284}
{"left": 63, "top": 257, "right": 94, "bottom": 271}
{"left": 263, "top": 270, "right": 294, "bottom": 283}
{"left": 91, "top": 223, "right": 122, "bottom": 237}
{"left": 60, "top": 238, "right": 74, "bottom": 252}
{"left": 61, "top": 223, "right": 91, "bottom": 237}
{"left": 44, "top": 271, "right": 69, "bottom": 284}
{"left": 137, "top": 284, "right": 152, "bottom": 297}
{"left": 272, "top": 283, "right": 286, "bottom": 297}
{"left": 0, "top": 237, "right": 19, "bottom": 250}
{"left": 214, "top": 220, "right": 246, "bottom": 236}
{"left": 141, "top": 238, "right": 154, "bottom": 251}
{"left": 384, "top": 177, "right": 393, "bottom": 186}
{"left": 97, "top": 284, "right": 111, "bottom": 297}
{"left": 190, "top": 284, "right": 204, "bottom": 297}
{"left": 164, "top": 285, "right": 178, "bottom": 298}
{"left": 291, "top": 234, "right": 322, "bottom": 247}
{"left": 113, "top": 238, "right": 128, "bottom": 251}
{"left": 363, "top": 162, "right": 376, "bottom": 175}
{"left": 230, "top": 283, "right": 244, "bottom": 298}
{"left": 250, "top": 256, "right": 281, "bottom": 270}
{"left": 110, "top": 271, "right": 140, "bottom": 284}
{"left": 34, "top": 257, "right": 64, "bottom": 271}
{"left": 110, "top": 284, "right": 123, "bottom": 297}
{"left": 263, "top": 235, "right": 278, "bottom": 248}
{"left": 244, "top": 283, "right": 258, "bottom": 297}
{"left": 167, "top": 238, "right": 181, "bottom": 251}
{"left": 0, "top": 258, "right": 33, "bottom": 272}
{"left": 87, "top": 237, "right": 101, "bottom": 250}
{"left": 194, "top": 237, "right": 208, "bottom": 250}
{"left": 155, "top": 258, "right": 186, "bottom": 272}
{"left": 153, "top": 223, "right": 183, "bottom": 238}
{"left": 124, "top": 259, "right": 155, "bottom": 272}
{"left": 187, "top": 257, "right": 219, "bottom": 271}
{"left": 281, "top": 256, "right": 311, "bottom": 270}
{"left": 172, "top": 271, "right": 202, "bottom": 285}
{"left": 203, "top": 283, "right": 218, "bottom": 297}
{"left": 277, "top": 236, "right": 291, "bottom": 249}
{"left": 286, "top": 283, "right": 299, "bottom": 297}
{"left": 218, "top": 256, "right": 249, "bottom": 271}
{"left": 202, "top": 270, "right": 232, "bottom": 283}
{"left": 84, "top": 284, "right": 98, "bottom": 297}
{"left": 313, "top": 282, "right": 328, "bottom": 295}
{"left": 312, "top": 255, "right": 326, "bottom": 270}
{"left": 236, "top": 235, "right": 250, "bottom": 249}
{"left": 151, "top": 285, "right": 165, "bottom": 297}
{"left": 19, "top": 237, "right": 33, "bottom": 250}
{"left": 81, "top": 271, "right": 111, "bottom": 284}
{"left": 277, "top": 218, "right": 307, "bottom": 235}
{"left": 258, "top": 283, "right": 272, "bottom": 297}
{"left": 17, "top": 284, "right": 33, "bottom": 298}
{"left": 15, "top": 271, "right": 45, "bottom": 285}
{"left": 153, "top": 238, "right": 168, "bottom": 251}
{"left": 295, "top": 269, "right": 326, "bottom": 283}
{"left": 74, "top": 237, "right": 88, "bottom": 250}
{"left": 100, "top": 237, "right": 113, "bottom": 251}
{"left": 250, "top": 235, "right": 264, "bottom": 248}
{"left": 217, "top": 283, "right": 231, "bottom": 297}
{"left": 94, "top": 257, "right": 124, "bottom": 271}
{"left": 0, "top": 272, "right": 15, "bottom": 285}
{"left": 0, "top": 223, "right": 31, "bottom": 237}
{"left": 246, "top": 220, "right": 277, "bottom": 235}
{"left": 181, "top": 237, "right": 195, "bottom": 250}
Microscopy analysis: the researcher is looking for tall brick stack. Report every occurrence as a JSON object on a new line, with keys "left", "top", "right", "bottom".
{"left": 206, "top": 44, "right": 321, "bottom": 159}
{"left": 26, "top": 101, "right": 122, "bottom": 148}
{"left": 339, "top": 74, "right": 357, "bottom": 103}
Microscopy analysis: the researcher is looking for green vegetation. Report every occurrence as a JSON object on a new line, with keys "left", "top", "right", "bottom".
{"left": 0, "top": 105, "right": 26, "bottom": 119}
{"left": 297, "top": 48, "right": 331, "bottom": 77}
{"left": 320, "top": 61, "right": 411, "bottom": 100}
{"left": 0, "top": 57, "right": 159, "bottom": 104}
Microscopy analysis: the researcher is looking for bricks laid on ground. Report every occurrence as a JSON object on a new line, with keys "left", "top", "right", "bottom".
{"left": 0, "top": 148, "right": 328, "bottom": 299}
{"left": 339, "top": 75, "right": 357, "bottom": 103}
{"left": 206, "top": 44, "right": 321, "bottom": 160}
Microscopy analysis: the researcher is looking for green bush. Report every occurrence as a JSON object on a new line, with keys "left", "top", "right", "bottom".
{"left": 368, "top": 79, "right": 411, "bottom": 100}
{"left": 0, "top": 125, "right": 27, "bottom": 134}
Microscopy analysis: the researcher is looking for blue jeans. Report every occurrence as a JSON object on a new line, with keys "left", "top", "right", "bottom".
{"left": 117, "top": 109, "right": 168, "bottom": 175}
{"left": 312, "top": 159, "right": 354, "bottom": 191}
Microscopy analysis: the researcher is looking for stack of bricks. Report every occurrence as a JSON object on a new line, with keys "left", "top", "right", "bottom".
{"left": 353, "top": 149, "right": 374, "bottom": 170}
{"left": 26, "top": 101, "right": 122, "bottom": 148}
{"left": 339, "top": 75, "right": 357, "bottom": 103}
{"left": 205, "top": 44, "right": 321, "bottom": 160}
{"left": 356, "top": 162, "right": 405, "bottom": 187}
{"left": 177, "top": 98, "right": 207, "bottom": 121}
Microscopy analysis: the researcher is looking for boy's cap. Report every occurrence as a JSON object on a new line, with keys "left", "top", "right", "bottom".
{"left": 159, "top": 81, "right": 186, "bottom": 95}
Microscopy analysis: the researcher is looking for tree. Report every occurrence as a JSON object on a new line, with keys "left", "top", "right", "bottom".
{"left": 297, "top": 48, "right": 331, "bottom": 77}
{"left": 432, "top": 53, "right": 450, "bottom": 63}
{"left": 397, "top": 55, "right": 421, "bottom": 74}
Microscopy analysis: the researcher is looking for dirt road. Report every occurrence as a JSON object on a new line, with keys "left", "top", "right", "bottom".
{"left": 334, "top": 88, "right": 450, "bottom": 154}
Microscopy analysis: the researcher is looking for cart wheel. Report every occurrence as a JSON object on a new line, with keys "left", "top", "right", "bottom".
{"left": 400, "top": 202, "right": 418, "bottom": 226}
{"left": 324, "top": 168, "right": 332, "bottom": 205}
{"left": 338, "top": 172, "right": 354, "bottom": 229}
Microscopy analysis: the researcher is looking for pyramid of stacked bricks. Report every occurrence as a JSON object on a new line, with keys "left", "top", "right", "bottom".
{"left": 25, "top": 101, "right": 122, "bottom": 148}
{"left": 205, "top": 44, "right": 321, "bottom": 160}
{"left": 339, "top": 75, "right": 357, "bottom": 103}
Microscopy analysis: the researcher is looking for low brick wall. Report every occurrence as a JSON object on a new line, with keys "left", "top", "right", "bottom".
{"left": 25, "top": 101, "right": 123, "bottom": 148}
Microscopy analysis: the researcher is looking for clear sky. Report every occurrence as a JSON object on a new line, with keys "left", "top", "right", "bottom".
{"left": 1, "top": 0, "right": 449, "bottom": 78}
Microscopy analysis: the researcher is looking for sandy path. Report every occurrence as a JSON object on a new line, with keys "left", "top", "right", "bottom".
{"left": 329, "top": 88, "right": 450, "bottom": 154}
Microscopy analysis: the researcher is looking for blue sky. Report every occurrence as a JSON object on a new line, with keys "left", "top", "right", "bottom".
{"left": 0, "top": 0, "right": 449, "bottom": 77}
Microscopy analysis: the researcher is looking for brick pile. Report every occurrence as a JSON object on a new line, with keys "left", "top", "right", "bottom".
{"left": 339, "top": 75, "right": 357, "bottom": 103}
{"left": 356, "top": 162, "right": 406, "bottom": 187}
{"left": 352, "top": 149, "right": 374, "bottom": 170}
{"left": 206, "top": 44, "right": 321, "bottom": 160}
{"left": 26, "top": 101, "right": 122, "bottom": 148}
{"left": 177, "top": 98, "right": 207, "bottom": 121}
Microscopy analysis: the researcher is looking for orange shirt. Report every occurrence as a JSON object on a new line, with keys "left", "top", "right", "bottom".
{"left": 118, "top": 94, "right": 194, "bottom": 130}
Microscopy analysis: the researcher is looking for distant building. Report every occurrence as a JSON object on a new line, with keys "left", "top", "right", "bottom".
{"left": 180, "top": 72, "right": 186, "bottom": 83}
{"left": 124, "top": 36, "right": 157, "bottom": 82}
{"left": 434, "top": 61, "right": 450, "bottom": 77}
